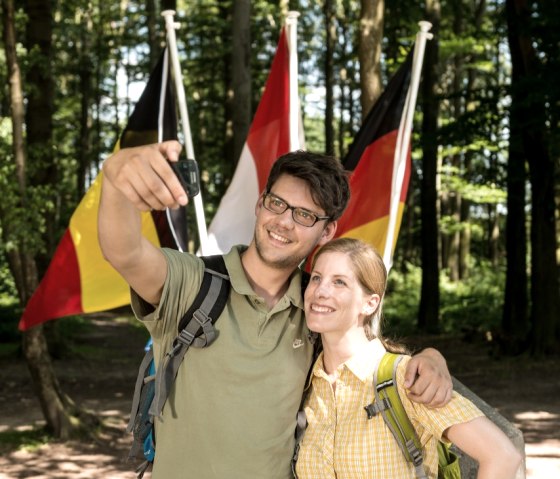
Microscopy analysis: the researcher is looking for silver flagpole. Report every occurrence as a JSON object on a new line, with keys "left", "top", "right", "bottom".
{"left": 382, "top": 21, "right": 433, "bottom": 269}
{"left": 286, "top": 11, "right": 301, "bottom": 151}
{"left": 162, "top": 10, "right": 210, "bottom": 254}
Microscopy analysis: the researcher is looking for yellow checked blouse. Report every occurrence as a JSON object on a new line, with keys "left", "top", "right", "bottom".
{"left": 295, "top": 339, "right": 483, "bottom": 479}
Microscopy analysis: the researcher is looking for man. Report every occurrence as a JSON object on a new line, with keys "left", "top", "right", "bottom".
{"left": 98, "top": 141, "right": 452, "bottom": 479}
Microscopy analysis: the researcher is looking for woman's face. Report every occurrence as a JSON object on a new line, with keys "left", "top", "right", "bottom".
{"left": 304, "top": 251, "right": 378, "bottom": 336}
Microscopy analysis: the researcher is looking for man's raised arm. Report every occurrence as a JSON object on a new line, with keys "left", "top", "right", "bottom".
{"left": 98, "top": 141, "right": 187, "bottom": 305}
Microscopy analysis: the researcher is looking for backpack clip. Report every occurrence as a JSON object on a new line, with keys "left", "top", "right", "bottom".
{"left": 191, "top": 309, "right": 217, "bottom": 347}
{"left": 364, "top": 396, "right": 391, "bottom": 419}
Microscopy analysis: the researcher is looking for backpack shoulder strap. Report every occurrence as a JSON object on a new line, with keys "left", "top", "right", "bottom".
{"left": 366, "top": 352, "right": 428, "bottom": 479}
{"left": 149, "top": 254, "right": 231, "bottom": 419}
{"left": 176, "top": 254, "right": 230, "bottom": 342}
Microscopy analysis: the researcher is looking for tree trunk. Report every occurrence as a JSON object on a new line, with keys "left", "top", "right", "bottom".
{"left": 506, "top": 0, "right": 559, "bottom": 355}
{"left": 161, "top": 0, "right": 176, "bottom": 11}
{"left": 2, "top": 0, "right": 98, "bottom": 438}
{"left": 324, "top": 0, "right": 335, "bottom": 155}
{"left": 447, "top": 194, "right": 461, "bottom": 282}
{"left": 459, "top": 155, "right": 472, "bottom": 279}
{"left": 337, "top": 12, "right": 349, "bottom": 159}
{"left": 230, "top": 0, "right": 251, "bottom": 168}
{"left": 501, "top": 90, "right": 529, "bottom": 351}
{"left": 418, "top": 0, "right": 441, "bottom": 333}
{"left": 447, "top": 1, "right": 464, "bottom": 282}
{"left": 23, "top": 326, "right": 97, "bottom": 439}
{"left": 400, "top": 168, "right": 420, "bottom": 269}
{"left": 487, "top": 203, "right": 500, "bottom": 267}
{"left": 25, "top": 0, "right": 56, "bottom": 262}
{"left": 358, "top": 0, "right": 383, "bottom": 118}
{"left": 146, "top": 0, "right": 158, "bottom": 70}
{"left": 77, "top": 10, "right": 93, "bottom": 199}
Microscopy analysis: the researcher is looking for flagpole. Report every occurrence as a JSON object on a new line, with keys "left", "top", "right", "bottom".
{"left": 157, "top": 48, "right": 187, "bottom": 252}
{"left": 382, "top": 21, "right": 433, "bottom": 269}
{"left": 286, "top": 11, "right": 300, "bottom": 151}
{"left": 157, "top": 48, "right": 170, "bottom": 144}
{"left": 162, "top": 10, "right": 210, "bottom": 254}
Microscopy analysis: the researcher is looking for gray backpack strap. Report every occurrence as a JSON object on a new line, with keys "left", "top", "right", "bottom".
{"left": 127, "top": 348, "right": 155, "bottom": 433}
{"left": 147, "top": 255, "right": 230, "bottom": 420}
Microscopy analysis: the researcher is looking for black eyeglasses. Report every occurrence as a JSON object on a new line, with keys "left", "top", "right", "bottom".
{"left": 262, "top": 192, "right": 330, "bottom": 227}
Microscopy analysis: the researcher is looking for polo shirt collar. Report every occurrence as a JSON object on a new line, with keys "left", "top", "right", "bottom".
{"left": 222, "top": 245, "right": 305, "bottom": 310}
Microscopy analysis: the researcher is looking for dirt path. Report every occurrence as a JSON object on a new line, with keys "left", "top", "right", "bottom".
{"left": 0, "top": 319, "right": 558, "bottom": 478}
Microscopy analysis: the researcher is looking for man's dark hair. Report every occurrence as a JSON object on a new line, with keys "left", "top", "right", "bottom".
{"left": 265, "top": 150, "right": 351, "bottom": 221}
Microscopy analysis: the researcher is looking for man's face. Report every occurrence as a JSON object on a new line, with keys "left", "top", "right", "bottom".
{"left": 253, "top": 174, "right": 336, "bottom": 270}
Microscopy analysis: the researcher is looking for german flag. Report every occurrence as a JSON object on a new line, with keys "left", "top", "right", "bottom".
{"left": 336, "top": 51, "right": 413, "bottom": 262}
{"left": 19, "top": 50, "right": 186, "bottom": 330}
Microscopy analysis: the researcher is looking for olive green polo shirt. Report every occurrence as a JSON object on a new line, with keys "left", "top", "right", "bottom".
{"left": 131, "top": 245, "right": 314, "bottom": 479}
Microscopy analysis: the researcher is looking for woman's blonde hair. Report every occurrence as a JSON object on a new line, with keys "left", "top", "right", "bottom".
{"left": 312, "top": 237, "right": 387, "bottom": 340}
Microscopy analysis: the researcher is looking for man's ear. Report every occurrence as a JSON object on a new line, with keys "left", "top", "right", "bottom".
{"left": 255, "top": 194, "right": 264, "bottom": 216}
{"left": 317, "top": 220, "right": 337, "bottom": 246}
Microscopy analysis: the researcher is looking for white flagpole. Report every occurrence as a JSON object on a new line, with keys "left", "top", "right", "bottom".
{"left": 156, "top": 48, "right": 186, "bottom": 252}
{"left": 157, "top": 48, "right": 170, "bottom": 144}
{"left": 162, "top": 10, "right": 210, "bottom": 254}
{"left": 382, "top": 21, "right": 433, "bottom": 269}
{"left": 286, "top": 11, "right": 300, "bottom": 151}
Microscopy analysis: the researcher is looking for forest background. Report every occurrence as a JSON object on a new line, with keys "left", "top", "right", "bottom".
{"left": 0, "top": 0, "right": 559, "bottom": 459}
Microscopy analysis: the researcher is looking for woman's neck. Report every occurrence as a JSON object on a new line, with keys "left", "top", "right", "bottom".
{"left": 321, "top": 330, "right": 370, "bottom": 376}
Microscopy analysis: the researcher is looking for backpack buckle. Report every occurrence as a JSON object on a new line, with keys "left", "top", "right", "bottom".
{"left": 193, "top": 309, "right": 211, "bottom": 326}
{"left": 175, "top": 329, "right": 196, "bottom": 349}
{"left": 192, "top": 309, "right": 217, "bottom": 347}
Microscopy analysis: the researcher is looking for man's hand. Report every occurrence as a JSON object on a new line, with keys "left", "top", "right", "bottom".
{"left": 103, "top": 140, "right": 188, "bottom": 211}
{"left": 404, "top": 347, "right": 452, "bottom": 407}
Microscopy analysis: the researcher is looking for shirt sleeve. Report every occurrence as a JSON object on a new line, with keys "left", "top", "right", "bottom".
{"left": 130, "top": 248, "right": 204, "bottom": 340}
{"left": 396, "top": 355, "right": 485, "bottom": 444}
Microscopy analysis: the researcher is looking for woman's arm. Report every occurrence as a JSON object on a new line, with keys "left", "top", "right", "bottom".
{"left": 444, "top": 416, "right": 522, "bottom": 479}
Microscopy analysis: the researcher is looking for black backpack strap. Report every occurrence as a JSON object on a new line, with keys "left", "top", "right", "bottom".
{"left": 149, "top": 255, "right": 230, "bottom": 419}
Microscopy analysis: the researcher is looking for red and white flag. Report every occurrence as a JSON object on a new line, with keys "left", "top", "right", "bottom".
{"left": 206, "top": 20, "right": 304, "bottom": 254}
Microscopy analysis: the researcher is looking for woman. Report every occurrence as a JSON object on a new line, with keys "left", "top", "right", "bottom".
{"left": 295, "top": 238, "right": 521, "bottom": 479}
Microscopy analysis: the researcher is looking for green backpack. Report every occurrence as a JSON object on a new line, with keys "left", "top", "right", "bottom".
{"left": 364, "top": 352, "right": 462, "bottom": 479}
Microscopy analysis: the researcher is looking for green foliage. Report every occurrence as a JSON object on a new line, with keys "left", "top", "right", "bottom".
{"left": 0, "top": 156, "right": 55, "bottom": 256}
{"left": 383, "top": 263, "right": 422, "bottom": 337}
{"left": 439, "top": 261, "right": 505, "bottom": 334}
{"left": 0, "top": 428, "right": 52, "bottom": 453}
{"left": 440, "top": 164, "right": 507, "bottom": 205}
{"left": 383, "top": 260, "right": 505, "bottom": 337}
{"left": 0, "top": 297, "right": 21, "bottom": 343}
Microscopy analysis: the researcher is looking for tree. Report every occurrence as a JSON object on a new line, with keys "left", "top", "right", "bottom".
{"left": 230, "top": 0, "right": 251, "bottom": 166}
{"left": 358, "top": 0, "right": 383, "bottom": 118}
{"left": 418, "top": 0, "right": 441, "bottom": 332}
{"left": 502, "top": 0, "right": 530, "bottom": 353}
{"left": 323, "top": 0, "right": 335, "bottom": 155}
{"left": 1, "top": 0, "right": 97, "bottom": 439}
{"left": 505, "top": 0, "right": 559, "bottom": 355}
